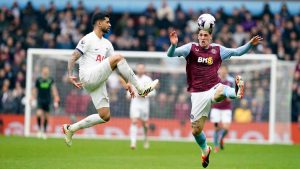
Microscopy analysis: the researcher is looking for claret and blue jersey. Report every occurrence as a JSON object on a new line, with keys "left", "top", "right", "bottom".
{"left": 167, "top": 42, "right": 252, "bottom": 92}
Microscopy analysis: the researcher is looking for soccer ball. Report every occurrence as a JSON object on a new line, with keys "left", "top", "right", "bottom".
{"left": 197, "top": 13, "right": 216, "bottom": 31}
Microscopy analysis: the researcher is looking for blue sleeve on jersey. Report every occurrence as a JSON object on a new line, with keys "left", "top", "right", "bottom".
{"left": 219, "top": 42, "right": 252, "bottom": 60}
{"left": 167, "top": 43, "right": 192, "bottom": 58}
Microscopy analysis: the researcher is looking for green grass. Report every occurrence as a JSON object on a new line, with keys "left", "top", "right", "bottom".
{"left": 0, "top": 136, "right": 299, "bottom": 169}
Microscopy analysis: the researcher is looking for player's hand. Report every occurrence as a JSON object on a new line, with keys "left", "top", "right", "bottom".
{"left": 169, "top": 31, "right": 178, "bottom": 45}
{"left": 126, "top": 84, "right": 136, "bottom": 98}
{"left": 68, "top": 75, "right": 83, "bottom": 89}
{"left": 53, "top": 102, "right": 59, "bottom": 109}
{"left": 53, "top": 96, "right": 60, "bottom": 109}
{"left": 250, "top": 35, "right": 263, "bottom": 46}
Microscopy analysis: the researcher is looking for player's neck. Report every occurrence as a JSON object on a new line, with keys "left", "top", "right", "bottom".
{"left": 199, "top": 43, "right": 210, "bottom": 49}
{"left": 93, "top": 29, "right": 104, "bottom": 39}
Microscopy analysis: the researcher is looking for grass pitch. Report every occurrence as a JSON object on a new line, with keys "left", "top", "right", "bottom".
{"left": 0, "top": 136, "right": 299, "bottom": 169}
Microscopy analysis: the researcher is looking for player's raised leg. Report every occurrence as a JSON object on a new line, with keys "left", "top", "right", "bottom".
{"left": 192, "top": 117, "right": 211, "bottom": 168}
{"left": 213, "top": 77, "right": 244, "bottom": 102}
{"left": 108, "top": 54, "right": 159, "bottom": 96}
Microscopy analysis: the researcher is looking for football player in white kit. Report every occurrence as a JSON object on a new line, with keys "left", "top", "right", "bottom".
{"left": 62, "top": 13, "right": 159, "bottom": 146}
{"left": 129, "top": 64, "right": 156, "bottom": 150}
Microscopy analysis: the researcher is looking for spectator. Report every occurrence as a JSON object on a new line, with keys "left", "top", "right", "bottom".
{"left": 156, "top": 0, "right": 175, "bottom": 29}
{"left": 234, "top": 99, "right": 252, "bottom": 123}
{"left": 0, "top": 80, "right": 16, "bottom": 113}
{"left": 152, "top": 92, "right": 173, "bottom": 119}
{"left": 241, "top": 12, "right": 256, "bottom": 32}
{"left": 232, "top": 25, "right": 248, "bottom": 46}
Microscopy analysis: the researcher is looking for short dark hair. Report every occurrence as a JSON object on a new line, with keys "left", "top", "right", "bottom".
{"left": 91, "top": 12, "right": 110, "bottom": 26}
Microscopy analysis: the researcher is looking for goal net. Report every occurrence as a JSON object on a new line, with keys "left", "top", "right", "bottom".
{"left": 25, "top": 49, "right": 295, "bottom": 144}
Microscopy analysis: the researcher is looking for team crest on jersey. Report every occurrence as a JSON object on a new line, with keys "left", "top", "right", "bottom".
{"left": 197, "top": 56, "right": 213, "bottom": 65}
{"left": 211, "top": 48, "right": 216, "bottom": 54}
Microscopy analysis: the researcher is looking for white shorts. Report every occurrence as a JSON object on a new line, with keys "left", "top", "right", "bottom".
{"left": 80, "top": 58, "right": 112, "bottom": 109}
{"left": 210, "top": 108, "right": 232, "bottom": 123}
{"left": 190, "top": 83, "right": 220, "bottom": 122}
{"left": 130, "top": 101, "right": 149, "bottom": 121}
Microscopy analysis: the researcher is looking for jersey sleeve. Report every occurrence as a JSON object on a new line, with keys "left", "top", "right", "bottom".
{"left": 50, "top": 77, "right": 55, "bottom": 85}
{"left": 106, "top": 41, "right": 115, "bottom": 58}
{"left": 219, "top": 42, "right": 252, "bottom": 60}
{"left": 75, "top": 37, "right": 89, "bottom": 55}
{"left": 167, "top": 43, "right": 192, "bottom": 58}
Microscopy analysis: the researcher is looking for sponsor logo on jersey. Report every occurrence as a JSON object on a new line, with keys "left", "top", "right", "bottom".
{"left": 197, "top": 56, "right": 213, "bottom": 65}
{"left": 96, "top": 55, "right": 105, "bottom": 62}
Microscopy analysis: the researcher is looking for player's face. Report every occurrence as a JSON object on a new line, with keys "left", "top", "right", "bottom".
{"left": 41, "top": 67, "right": 49, "bottom": 78}
{"left": 198, "top": 30, "right": 212, "bottom": 48}
{"left": 99, "top": 17, "right": 111, "bottom": 33}
{"left": 136, "top": 64, "right": 145, "bottom": 76}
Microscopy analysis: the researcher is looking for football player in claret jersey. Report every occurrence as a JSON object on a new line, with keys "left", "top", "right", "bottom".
{"left": 128, "top": 64, "right": 156, "bottom": 150}
{"left": 210, "top": 65, "right": 234, "bottom": 153}
{"left": 167, "top": 23, "right": 262, "bottom": 167}
{"left": 62, "top": 12, "right": 159, "bottom": 146}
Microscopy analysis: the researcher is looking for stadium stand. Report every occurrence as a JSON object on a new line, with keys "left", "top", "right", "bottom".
{"left": 0, "top": 1, "right": 299, "bottom": 125}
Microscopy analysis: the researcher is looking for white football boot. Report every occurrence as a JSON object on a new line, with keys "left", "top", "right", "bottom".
{"left": 62, "top": 124, "right": 74, "bottom": 147}
{"left": 138, "top": 79, "right": 159, "bottom": 97}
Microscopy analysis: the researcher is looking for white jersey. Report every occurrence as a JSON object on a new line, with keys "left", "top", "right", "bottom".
{"left": 74, "top": 31, "right": 114, "bottom": 109}
{"left": 76, "top": 31, "right": 114, "bottom": 78}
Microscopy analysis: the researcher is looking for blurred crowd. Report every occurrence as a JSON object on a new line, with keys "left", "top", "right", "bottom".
{"left": 0, "top": 1, "right": 299, "bottom": 123}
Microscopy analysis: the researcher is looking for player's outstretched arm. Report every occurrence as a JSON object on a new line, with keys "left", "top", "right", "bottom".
{"left": 220, "top": 35, "right": 263, "bottom": 60}
{"left": 167, "top": 31, "right": 178, "bottom": 57}
{"left": 51, "top": 84, "right": 60, "bottom": 109}
{"left": 167, "top": 31, "right": 192, "bottom": 58}
{"left": 68, "top": 50, "right": 83, "bottom": 89}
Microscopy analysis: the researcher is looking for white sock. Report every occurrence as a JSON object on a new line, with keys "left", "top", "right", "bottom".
{"left": 143, "top": 125, "right": 148, "bottom": 142}
{"left": 69, "top": 114, "right": 105, "bottom": 132}
{"left": 130, "top": 123, "right": 138, "bottom": 146}
{"left": 117, "top": 59, "right": 142, "bottom": 92}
